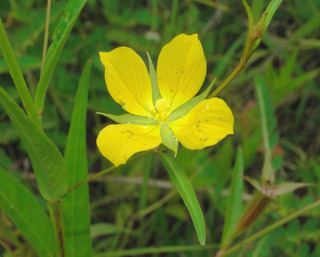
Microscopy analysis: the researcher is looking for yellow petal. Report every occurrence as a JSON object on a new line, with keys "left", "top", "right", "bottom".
{"left": 170, "top": 98, "right": 234, "bottom": 150}
{"left": 100, "top": 47, "right": 155, "bottom": 117}
{"left": 96, "top": 124, "right": 161, "bottom": 166}
{"left": 157, "top": 34, "right": 206, "bottom": 112}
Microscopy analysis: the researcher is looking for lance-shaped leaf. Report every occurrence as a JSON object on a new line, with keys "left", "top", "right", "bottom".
{"left": 35, "top": 0, "right": 88, "bottom": 113}
{"left": 97, "top": 112, "right": 157, "bottom": 125}
{"left": 263, "top": 0, "right": 283, "bottom": 33}
{"left": 0, "top": 87, "right": 68, "bottom": 201}
{"left": 168, "top": 79, "right": 216, "bottom": 121}
{"left": 160, "top": 153, "right": 206, "bottom": 245}
{"left": 251, "top": 0, "right": 283, "bottom": 51}
{"left": 245, "top": 177, "right": 311, "bottom": 197}
{"left": 62, "top": 61, "right": 92, "bottom": 257}
{"left": 0, "top": 167, "right": 56, "bottom": 257}
{"left": 221, "top": 147, "right": 244, "bottom": 248}
{"left": 0, "top": 20, "right": 38, "bottom": 124}
{"left": 272, "top": 182, "right": 311, "bottom": 196}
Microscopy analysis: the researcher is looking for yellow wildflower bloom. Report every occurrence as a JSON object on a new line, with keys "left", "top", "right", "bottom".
{"left": 97, "top": 34, "right": 234, "bottom": 166}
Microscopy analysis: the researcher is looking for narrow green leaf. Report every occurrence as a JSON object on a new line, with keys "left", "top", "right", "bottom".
{"left": 35, "top": 0, "right": 88, "bottom": 113}
{"left": 242, "top": 0, "right": 255, "bottom": 30}
{"left": 62, "top": 61, "right": 92, "bottom": 257}
{"left": 0, "top": 20, "right": 38, "bottom": 124}
{"left": 245, "top": 176, "right": 262, "bottom": 192}
{"left": 0, "top": 87, "right": 68, "bottom": 200}
{"left": 255, "top": 76, "right": 278, "bottom": 183}
{"left": 146, "top": 52, "right": 160, "bottom": 103}
{"left": 0, "top": 167, "right": 56, "bottom": 257}
{"left": 160, "top": 124, "right": 178, "bottom": 156}
{"left": 251, "top": 0, "right": 283, "bottom": 51}
{"left": 245, "top": 177, "right": 311, "bottom": 197}
{"left": 272, "top": 182, "right": 311, "bottom": 196}
{"left": 97, "top": 112, "right": 157, "bottom": 125}
{"left": 160, "top": 153, "right": 206, "bottom": 245}
{"left": 221, "top": 147, "right": 244, "bottom": 248}
{"left": 263, "top": 0, "right": 283, "bottom": 33}
{"left": 168, "top": 79, "right": 216, "bottom": 121}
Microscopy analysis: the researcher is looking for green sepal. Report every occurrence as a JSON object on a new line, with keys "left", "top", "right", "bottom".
{"left": 160, "top": 124, "right": 178, "bottom": 156}
{"left": 168, "top": 79, "right": 216, "bottom": 121}
{"left": 97, "top": 112, "right": 157, "bottom": 125}
{"left": 146, "top": 51, "right": 161, "bottom": 104}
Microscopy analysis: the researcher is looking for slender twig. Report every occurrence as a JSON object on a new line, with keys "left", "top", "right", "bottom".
{"left": 214, "top": 199, "right": 320, "bottom": 257}
{"left": 41, "top": 0, "right": 52, "bottom": 75}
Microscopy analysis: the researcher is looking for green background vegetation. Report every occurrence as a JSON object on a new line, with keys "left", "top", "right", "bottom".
{"left": 0, "top": 0, "right": 319, "bottom": 256}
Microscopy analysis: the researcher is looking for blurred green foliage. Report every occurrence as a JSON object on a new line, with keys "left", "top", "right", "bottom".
{"left": 0, "top": 0, "right": 319, "bottom": 256}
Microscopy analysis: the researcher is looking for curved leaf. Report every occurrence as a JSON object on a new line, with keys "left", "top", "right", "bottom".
{"left": 0, "top": 20, "right": 39, "bottom": 124}
{"left": 160, "top": 153, "right": 206, "bottom": 245}
{"left": 0, "top": 87, "right": 68, "bottom": 200}
{"left": 0, "top": 167, "right": 56, "bottom": 257}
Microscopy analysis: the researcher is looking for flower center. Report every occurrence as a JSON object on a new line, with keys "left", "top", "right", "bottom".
{"left": 155, "top": 98, "right": 170, "bottom": 121}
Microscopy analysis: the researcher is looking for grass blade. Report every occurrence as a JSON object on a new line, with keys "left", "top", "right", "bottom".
{"left": 0, "top": 20, "right": 38, "bottom": 124}
{"left": 221, "top": 147, "right": 244, "bottom": 248}
{"left": 160, "top": 152, "right": 206, "bottom": 245}
{"left": 35, "top": 0, "right": 88, "bottom": 113}
{"left": 62, "top": 61, "right": 92, "bottom": 257}
{"left": 0, "top": 87, "right": 68, "bottom": 200}
{"left": 0, "top": 167, "right": 56, "bottom": 257}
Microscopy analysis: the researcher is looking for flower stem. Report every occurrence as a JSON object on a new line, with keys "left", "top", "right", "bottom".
{"left": 209, "top": 0, "right": 263, "bottom": 97}
{"left": 41, "top": 0, "right": 52, "bottom": 75}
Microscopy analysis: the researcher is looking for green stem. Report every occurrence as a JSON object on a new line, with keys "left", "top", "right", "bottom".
{"left": 48, "top": 201, "right": 65, "bottom": 257}
{"left": 41, "top": 0, "right": 52, "bottom": 75}
{"left": 209, "top": 40, "right": 252, "bottom": 97}
{"left": 66, "top": 166, "right": 116, "bottom": 194}
{"left": 209, "top": 0, "right": 260, "bottom": 98}
{"left": 215, "top": 199, "right": 320, "bottom": 257}
{"left": 95, "top": 244, "right": 218, "bottom": 257}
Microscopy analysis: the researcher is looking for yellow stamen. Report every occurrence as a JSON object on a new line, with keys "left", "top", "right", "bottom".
{"left": 155, "top": 98, "right": 170, "bottom": 121}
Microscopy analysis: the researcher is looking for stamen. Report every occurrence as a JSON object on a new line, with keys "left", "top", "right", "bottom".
{"left": 155, "top": 98, "right": 170, "bottom": 121}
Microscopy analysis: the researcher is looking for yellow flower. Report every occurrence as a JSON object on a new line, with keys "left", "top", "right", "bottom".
{"left": 97, "top": 34, "right": 234, "bottom": 166}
